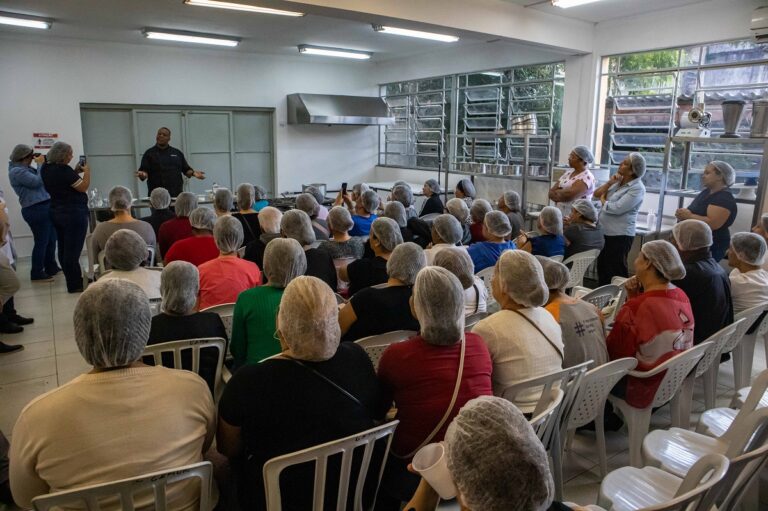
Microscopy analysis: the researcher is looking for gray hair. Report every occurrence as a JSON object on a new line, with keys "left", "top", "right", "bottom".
{"left": 281, "top": 209, "right": 316, "bottom": 246}
{"left": 278, "top": 276, "right": 340, "bottom": 361}
{"left": 432, "top": 214, "right": 463, "bottom": 245}
{"left": 9, "top": 144, "right": 34, "bottom": 163}
{"left": 214, "top": 188, "right": 233, "bottom": 213}
{"left": 104, "top": 229, "right": 147, "bottom": 271}
{"left": 497, "top": 250, "right": 549, "bottom": 308}
{"left": 424, "top": 179, "right": 441, "bottom": 194}
{"left": 254, "top": 185, "right": 267, "bottom": 201}
{"left": 391, "top": 184, "right": 414, "bottom": 208}
{"left": 45, "top": 142, "right": 73, "bottom": 165}
{"left": 387, "top": 242, "right": 426, "bottom": 285}
{"left": 484, "top": 211, "right": 512, "bottom": 238}
{"left": 258, "top": 206, "right": 282, "bottom": 234}
{"left": 174, "top": 192, "right": 198, "bottom": 217}
{"left": 446, "top": 198, "right": 470, "bottom": 224}
{"left": 74, "top": 279, "right": 150, "bottom": 369}
{"left": 264, "top": 238, "right": 307, "bottom": 288}
{"left": 535, "top": 255, "right": 570, "bottom": 292}
{"left": 149, "top": 187, "right": 171, "bottom": 210}
{"left": 383, "top": 201, "right": 407, "bottom": 228}
{"left": 189, "top": 207, "right": 216, "bottom": 231}
{"left": 730, "top": 232, "right": 767, "bottom": 267}
{"left": 539, "top": 206, "right": 563, "bottom": 236}
{"left": 502, "top": 191, "right": 521, "bottom": 212}
{"left": 327, "top": 206, "right": 353, "bottom": 234}
{"left": 236, "top": 183, "right": 255, "bottom": 211}
{"left": 358, "top": 190, "right": 379, "bottom": 214}
{"left": 640, "top": 240, "right": 686, "bottom": 281}
{"left": 295, "top": 193, "right": 320, "bottom": 218}
{"left": 160, "top": 261, "right": 199, "bottom": 315}
{"left": 470, "top": 199, "right": 492, "bottom": 223}
{"left": 413, "top": 266, "right": 464, "bottom": 345}
{"left": 370, "top": 217, "right": 403, "bottom": 253}
{"left": 672, "top": 219, "right": 712, "bottom": 251}
{"left": 433, "top": 247, "right": 475, "bottom": 289}
{"left": 213, "top": 215, "right": 244, "bottom": 253}
{"left": 108, "top": 186, "right": 133, "bottom": 211}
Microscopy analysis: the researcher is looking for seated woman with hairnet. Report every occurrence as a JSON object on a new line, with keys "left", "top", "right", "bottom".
{"left": 376, "top": 267, "right": 492, "bottom": 509}
{"left": 231, "top": 238, "right": 307, "bottom": 366}
{"left": 472, "top": 251, "right": 563, "bottom": 411}
{"left": 466, "top": 211, "right": 516, "bottom": 272}
{"left": 390, "top": 184, "right": 418, "bottom": 221}
{"left": 434, "top": 247, "right": 487, "bottom": 315}
{"left": 454, "top": 178, "right": 476, "bottom": 209}
{"left": 318, "top": 206, "right": 365, "bottom": 293}
{"left": 497, "top": 191, "right": 524, "bottom": 239}
{"left": 158, "top": 191, "right": 198, "bottom": 259}
{"left": 279, "top": 209, "right": 337, "bottom": 290}
{"left": 232, "top": 183, "right": 261, "bottom": 246}
{"left": 424, "top": 214, "right": 464, "bottom": 265}
{"left": 420, "top": 179, "right": 443, "bottom": 217}
{"left": 197, "top": 216, "right": 262, "bottom": 310}
{"left": 751, "top": 213, "right": 768, "bottom": 270}
{"left": 339, "top": 242, "right": 424, "bottom": 342}
{"left": 218, "top": 276, "right": 388, "bottom": 510}
{"left": 469, "top": 199, "right": 491, "bottom": 243}
{"left": 382, "top": 201, "right": 416, "bottom": 244}
{"left": 303, "top": 185, "right": 328, "bottom": 220}
{"left": 98, "top": 229, "right": 161, "bottom": 300}
{"left": 445, "top": 198, "right": 473, "bottom": 245}
{"left": 337, "top": 189, "right": 378, "bottom": 237}
{"left": 91, "top": 186, "right": 156, "bottom": 268}
{"left": 163, "top": 207, "right": 220, "bottom": 267}
{"left": 140, "top": 187, "right": 175, "bottom": 239}
{"left": 243, "top": 206, "right": 283, "bottom": 270}
{"left": 607, "top": 240, "right": 694, "bottom": 409}
{"left": 563, "top": 199, "right": 604, "bottom": 259}
{"left": 727, "top": 232, "right": 768, "bottom": 314}
{"left": 343, "top": 217, "right": 403, "bottom": 296}
{"left": 516, "top": 206, "right": 566, "bottom": 257}
{"left": 295, "top": 193, "right": 330, "bottom": 241}
{"left": 537, "top": 256, "right": 607, "bottom": 369}
{"left": 10, "top": 280, "right": 215, "bottom": 510}
{"left": 213, "top": 187, "right": 233, "bottom": 217}
{"left": 252, "top": 185, "right": 269, "bottom": 212}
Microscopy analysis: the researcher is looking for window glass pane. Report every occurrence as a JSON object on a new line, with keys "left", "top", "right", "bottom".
{"left": 511, "top": 82, "right": 553, "bottom": 98}
{"left": 610, "top": 73, "right": 677, "bottom": 96}
{"left": 417, "top": 77, "right": 445, "bottom": 92}
{"left": 514, "top": 64, "right": 554, "bottom": 82}
{"left": 680, "top": 46, "right": 701, "bottom": 67}
{"left": 466, "top": 72, "right": 503, "bottom": 87}
{"left": 702, "top": 40, "right": 768, "bottom": 65}
{"left": 618, "top": 49, "right": 680, "bottom": 72}
{"left": 700, "top": 64, "right": 768, "bottom": 88}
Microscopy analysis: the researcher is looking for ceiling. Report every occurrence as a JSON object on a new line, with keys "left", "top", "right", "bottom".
{"left": 502, "top": 0, "right": 711, "bottom": 23}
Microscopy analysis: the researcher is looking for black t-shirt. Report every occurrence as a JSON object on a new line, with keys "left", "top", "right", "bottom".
{"left": 564, "top": 222, "right": 605, "bottom": 259}
{"left": 139, "top": 145, "right": 192, "bottom": 197}
{"left": 420, "top": 194, "right": 443, "bottom": 216}
{"left": 141, "top": 209, "right": 176, "bottom": 239}
{"left": 41, "top": 163, "right": 87, "bottom": 208}
{"left": 347, "top": 256, "right": 389, "bottom": 296}
{"left": 687, "top": 189, "right": 737, "bottom": 248}
{"left": 233, "top": 212, "right": 262, "bottom": 247}
{"left": 218, "top": 343, "right": 389, "bottom": 510}
{"left": 507, "top": 211, "right": 525, "bottom": 238}
{"left": 342, "top": 285, "right": 420, "bottom": 342}
{"left": 305, "top": 248, "right": 338, "bottom": 290}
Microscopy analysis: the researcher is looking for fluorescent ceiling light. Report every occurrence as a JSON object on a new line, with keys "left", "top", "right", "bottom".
{"left": 0, "top": 12, "right": 52, "bottom": 29}
{"left": 183, "top": 0, "right": 304, "bottom": 17}
{"left": 551, "top": 0, "right": 603, "bottom": 8}
{"left": 298, "top": 45, "right": 371, "bottom": 60}
{"left": 372, "top": 25, "right": 459, "bottom": 43}
{"left": 142, "top": 28, "right": 240, "bottom": 47}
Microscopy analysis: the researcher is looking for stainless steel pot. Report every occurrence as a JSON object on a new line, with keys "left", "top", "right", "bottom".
{"left": 510, "top": 164, "right": 523, "bottom": 176}
{"left": 751, "top": 100, "right": 768, "bottom": 138}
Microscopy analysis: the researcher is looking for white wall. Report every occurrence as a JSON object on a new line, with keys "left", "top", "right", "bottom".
{"left": 0, "top": 35, "right": 378, "bottom": 256}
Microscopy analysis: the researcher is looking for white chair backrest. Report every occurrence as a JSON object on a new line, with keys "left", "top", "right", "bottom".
{"left": 580, "top": 284, "right": 621, "bottom": 311}
{"left": 633, "top": 342, "right": 711, "bottom": 408}
{"left": 464, "top": 311, "right": 488, "bottom": 330}
{"left": 529, "top": 388, "right": 564, "bottom": 433}
{"left": 31, "top": 461, "right": 212, "bottom": 511}
{"left": 142, "top": 338, "right": 226, "bottom": 399}
{"left": 147, "top": 246, "right": 156, "bottom": 267}
{"left": 731, "top": 304, "right": 766, "bottom": 350}
{"left": 200, "top": 302, "right": 236, "bottom": 340}
{"left": 716, "top": 438, "right": 768, "bottom": 511}
{"left": 722, "top": 370, "right": 768, "bottom": 447}
{"left": 550, "top": 255, "right": 564, "bottom": 262}
{"left": 694, "top": 320, "right": 742, "bottom": 378}
{"left": 237, "top": 246, "right": 246, "bottom": 258}
{"left": 355, "top": 330, "right": 417, "bottom": 370}
{"left": 642, "top": 453, "right": 729, "bottom": 511}
{"left": 563, "top": 249, "right": 600, "bottom": 289}
{"left": 97, "top": 250, "right": 106, "bottom": 276}
{"left": 475, "top": 266, "right": 495, "bottom": 307}
{"left": 567, "top": 358, "right": 638, "bottom": 430}
{"left": 263, "top": 421, "right": 398, "bottom": 511}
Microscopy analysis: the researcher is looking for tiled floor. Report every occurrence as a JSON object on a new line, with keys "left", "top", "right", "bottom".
{"left": 1, "top": 258, "right": 767, "bottom": 508}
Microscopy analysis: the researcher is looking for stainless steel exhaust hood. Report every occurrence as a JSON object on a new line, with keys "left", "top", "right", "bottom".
{"left": 287, "top": 93, "right": 395, "bottom": 126}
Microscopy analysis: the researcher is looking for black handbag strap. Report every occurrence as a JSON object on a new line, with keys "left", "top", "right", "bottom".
{"left": 472, "top": 283, "right": 480, "bottom": 314}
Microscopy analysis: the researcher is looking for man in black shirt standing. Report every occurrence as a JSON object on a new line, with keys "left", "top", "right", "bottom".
{"left": 136, "top": 127, "right": 205, "bottom": 197}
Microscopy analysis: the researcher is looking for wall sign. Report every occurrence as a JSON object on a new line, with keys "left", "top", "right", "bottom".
{"left": 33, "top": 132, "right": 58, "bottom": 149}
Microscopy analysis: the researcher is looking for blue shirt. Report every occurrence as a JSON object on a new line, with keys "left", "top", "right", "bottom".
{"left": 531, "top": 234, "right": 566, "bottom": 257}
{"left": 350, "top": 214, "right": 377, "bottom": 237}
{"left": 598, "top": 178, "right": 646, "bottom": 236}
{"left": 253, "top": 199, "right": 269, "bottom": 212}
{"left": 8, "top": 162, "right": 50, "bottom": 208}
{"left": 467, "top": 240, "right": 517, "bottom": 272}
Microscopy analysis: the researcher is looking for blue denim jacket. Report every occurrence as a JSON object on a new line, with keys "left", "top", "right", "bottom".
{"left": 598, "top": 178, "right": 645, "bottom": 236}
{"left": 8, "top": 162, "right": 50, "bottom": 208}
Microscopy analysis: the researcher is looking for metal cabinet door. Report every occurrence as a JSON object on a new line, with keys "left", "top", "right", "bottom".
{"left": 81, "top": 108, "right": 136, "bottom": 198}
{"left": 185, "top": 111, "right": 231, "bottom": 195}
{"left": 233, "top": 111, "right": 274, "bottom": 197}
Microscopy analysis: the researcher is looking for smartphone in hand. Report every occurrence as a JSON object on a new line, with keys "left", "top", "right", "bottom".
{"left": 78, "top": 155, "right": 87, "bottom": 167}
{"left": 341, "top": 182, "right": 348, "bottom": 195}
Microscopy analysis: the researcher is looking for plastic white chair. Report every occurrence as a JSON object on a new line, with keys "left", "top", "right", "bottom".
{"left": 475, "top": 266, "right": 495, "bottom": 309}
{"left": 355, "top": 330, "right": 417, "bottom": 370}
{"left": 561, "top": 358, "right": 638, "bottom": 477}
{"left": 263, "top": 421, "right": 398, "bottom": 511}
{"left": 200, "top": 302, "right": 236, "bottom": 340}
{"left": 529, "top": 388, "right": 565, "bottom": 433}
{"left": 464, "top": 311, "right": 488, "bottom": 330}
{"left": 731, "top": 305, "right": 768, "bottom": 389}
{"left": 31, "top": 461, "right": 213, "bottom": 511}
{"left": 670, "top": 320, "right": 742, "bottom": 429}
{"left": 713, "top": 441, "right": 768, "bottom": 511}
{"left": 550, "top": 254, "right": 564, "bottom": 263}
{"left": 608, "top": 342, "right": 711, "bottom": 467}
{"left": 142, "top": 338, "right": 227, "bottom": 401}
{"left": 147, "top": 246, "right": 156, "bottom": 267}
{"left": 564, "top": 249, "right": 600, "bottom": 290}
{"left": 597, "top": 453, "right": 728, "bottom": 511}
{"left": 580, "top": 284, "right": 621, "bottom": 311}
{"left": 570, "top": 285, "right": 591, "bottom": 299}
{"left": 696, "top": 369, "right": 768, "bottom": 438}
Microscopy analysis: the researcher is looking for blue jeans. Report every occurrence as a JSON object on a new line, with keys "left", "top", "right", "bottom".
{"left": 50, "top": 204, "right": 88, "bottom": 291}
{"left": 21, "top": 200, "right": 59, "bottom": 279}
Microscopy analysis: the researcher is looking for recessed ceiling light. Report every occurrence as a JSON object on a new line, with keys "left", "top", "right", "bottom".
{"left": 183, "top": 0, "right": 305, "bottom": 17}
{"left": 551, "top": 0, "right": 603, "bottom": 8}
{"left": 298, "top": 45, "right": 371, "bottom": 60}
{"left": 0, "top": 11, "right": 52, "bottom": 30}
{"left": 372, "top": 25, "right": 458, "bottom": 43}
{"left": 142, "top": 28, "right": 240, "bottom": 47}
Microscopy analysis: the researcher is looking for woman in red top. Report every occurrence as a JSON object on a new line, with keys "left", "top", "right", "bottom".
{"left": 607, "top": 240, "right": 694, "bottom": 409}
{"left": 377, "top": 266, "right": 493, "bottom": 509}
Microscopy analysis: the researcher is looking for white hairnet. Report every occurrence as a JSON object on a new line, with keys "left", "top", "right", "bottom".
{"left": 214, "top": 188, "right": 233, "bottom": 213}
{"left": 253, "top": 185, "right": 267, "bottom": 201}
{"left": 174, "top": 192, "right": 198, "bottom": 217}
{"left": 445, "top": 396, "right": 554, "bottom": 511}
{"left": 328, "top": 206, "right": 354, "bottom": 233}
{"left": 433, "top": 246, "right": 475, "bottom": 289}
{"left": 236, "top": 183, "right": 255, "bottom": 211}
{"left": 571, "top": 145, "right": 594, "bottom": 164}
{"left": 446, "top": 198, "right": 470, "bottom": 224}
{"left": 258, "top": 206, "right": 282, "bottom": 234}
{"left": 214, "top": 215, "right": 244, "bottom": 253}
{"left": 539, "top": 206, "right": 563, "bottom": 236}
{"left": 502, "top": 191, "right": 521, "bottom": 212}
{"left": 383, "top": 201, "right": 407, "bottom": 228}
{"left": 640, "top": 240, "right": 686, "bottom": 281}
{"left": 470, "top": 199, "right": 492, "bottom": 223}
{"left": 424, "top": 179, "right": 441, "bottom": 194}
{"left": 9, "top": 144, "right": 34, "bottom": 163}
{"left": 433, "top": 214, "right": 463, "bottom": 245}
{"left": 295, "top": 193, "right": 320, "bottom": 217}
{"left": 189, "top": 207, "right": 216, "bottom": 230}
{"left": 359, "top": 190, "right": 380, "bottom": 214}
{"left": 535, "top": 255, "right": 570, "bottom": 292}
{"left": 387, "top": 242, "right": 426, "bottom": 285}
{"left": 281, "top": 209, "right": 316, "bottom": 246}
{"left": 456, "top": 178, "right": 476, "bottom": 199}
{"left": 730, "top": 232, "right": 767, "bottom": 266}
{"left": 304, "top": 185, "right": 325, "bottom": 204}
{"left": 104, "top": 229, "right": 147, "bottom": 271}
{"left": 264, "top": 238, "right": 307, "bottom": 288}
{"left": 572, "top": 199, "right": 597, "bottom": 222}
{"left": 352, "top": 183, "right": 370, "bottom": 197}
{"left": 109, "top": 186, "right": 133, "bottom": 211}
{"left": 150, "top": 187, "right": 171, "bottom": 210}
{"left": 484, "top": 210, "right": 512, "bottom": 238}
{"left": 371, "top": 217, "right": 403, "bottom": 253}
{"left": 161, "top": 261, "right": 199, "bottom": 315}
{"left": 392, "top": 184, "right": 414, "bottom": 208}
{"left": 413, "top": 266, "right": 464, "bottom": 345}
{"left": 710, "top": 160, "right": 736, "bottom": 187}
{"left": 74, "top": 279, "right": 150, "bottom": 369}
{"left": 497, "top": 250, "right": 549, "bottom": 308}
{"left": 672, "top": 219, "right": 712, "bottom": 251}
{"left": 278, "top": 276, "right": 340, "bottom": 361}
{"left": 628, "top": 152, "right": 646, "bottom": 179}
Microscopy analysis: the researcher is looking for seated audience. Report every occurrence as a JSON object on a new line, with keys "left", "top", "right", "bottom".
{"left": 377, "top": 266, "right": 492, "bottom": 507}
{"left": 454, "top": 178, "right": 476, "bottom": 208}
{"left": 233, "top": 183, "right": 261, "bottom": 246}
{"left": 434, "top": 247, "right": 487, "bottom": 316}
{"left": 317, "top": 206, "right": 365, "bottom": 260}
{"left": 467, "top": 211, "right": 516, "bottom": 272}
{"left": 472, "top": 250, "right": 563, "bottom": 411}
{"left": 671, "top": 219, "right": 732, "bottom": 344}
{"left": 420, "top": 179, "right": 443, "bottom": 217}
{"left": 517, "top": 206, "right": 566, "bottom": 257}
{"left": 383, "top": 201, "right": 416, "bottom": 244}
{"left": 295, "top": 193, "right": 330, "bottom": 241}
{"left": 10, "top": 280, "right": 215, "bottom": 510}
{"left": 445, "top": 198, "right": 473, "bottom": 245}
{"left": 281, "top": 209, "right": 337, "bottom": 289}
{"left": 303, "top": 185, "right": 328, "bottom": 220}
{"left": 163, "top": 207, "right": 219, "bottom": 266}
{"left": 349, "top": 189, "right": 379, "bottom": 236}
{"left": 218, "top": 276, "right": 387, "bottom": 510}
{"left": 537, "top": 256, "right": 607, "bottom": 369}
{"left": 243, "top": 206, "right": 283, "bottom": 270}
{"left": 607, "top": 240, "right": 694, "bottom": 408}
{"left": 391, "top": 184, "right": 418, "bottom": 220}
{"left": 140, "top": 187, "right": 175, "bottom": 239}
{"left": 339, "top": 242, "right": 424, "bottom": 342}
{"left": 498, "top": 191, "right": 524, "bottom": 238}
{"left": 424, "top": 214, "right": 463, "bottom": 265}
{"left": 99, "top": 230, "right": 161, "bottom": 300}
{"left": 198, "top": 216, "right": 262, "bottom": 310}
{"left": 158, "top": 191, "right": 198, "bottom": 258}
{"left": 563, "top": 199, "right": 604, "bottom": 259}
{"left": 213, "top": 187, "right": 233, "bottom": 217}
{"left": 469, "top": 199, "right": 491, "bottom": 243}
{"left": 231, "top": 239, "right": 307, "bottom": 366}
{"left": 252, "top": 185, "right": 269, "bottom": 212}
{"left": 349, "top": 182, "right": 370, "bottom": 206}
{"left": 727, "top": 232, "right": 768, "bottom": 314}
{"left": 343, "top": 217, "right": 403, "bottom": 295}
{"left": 91, "top": 186, "right": 155, "bottom": 265}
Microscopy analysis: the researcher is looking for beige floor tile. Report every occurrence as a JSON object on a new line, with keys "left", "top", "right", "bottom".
{"left": 0, "top": 355, "right": 56, "bottom": 385}
{"left": 54, "top": 336, "right": 79, "bottom": 355}
{"left": 0, "top": 376, "right": 57, "bottom": 434}
{"left": 563, "top": 467, "right": 602, "bottom": 507}
{"left": 0, "top": 340, "right": 55, "bottom": 366}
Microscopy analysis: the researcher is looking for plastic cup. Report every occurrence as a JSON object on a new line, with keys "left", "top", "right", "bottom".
{"left": 412, "top": 442, "right": 457, "bottom": 500}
